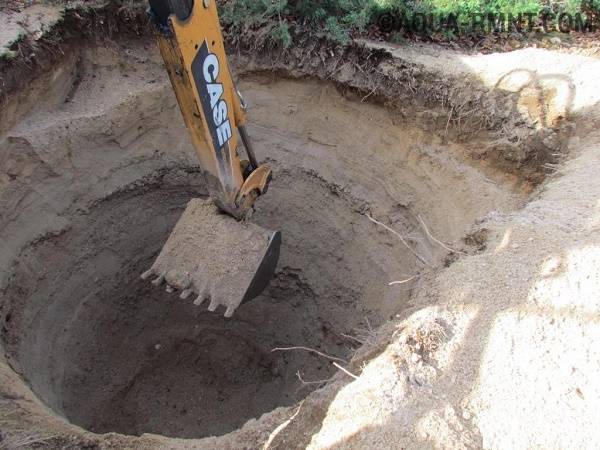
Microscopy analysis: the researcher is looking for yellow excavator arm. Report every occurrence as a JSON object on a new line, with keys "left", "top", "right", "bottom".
{"left": 149, "top": 0, "right": 272, "bottom": 219}
{"left": 141, "top": 0, "right": 281, "bottom": 318}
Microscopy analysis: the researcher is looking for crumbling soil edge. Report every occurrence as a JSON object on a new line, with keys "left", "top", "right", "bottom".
{"left": 1, "top": 1, "right": 569, "bottom": 185}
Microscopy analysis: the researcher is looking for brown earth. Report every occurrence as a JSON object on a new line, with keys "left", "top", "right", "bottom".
{"left": 1, "top": 3, "right": 599, "bottom": 450}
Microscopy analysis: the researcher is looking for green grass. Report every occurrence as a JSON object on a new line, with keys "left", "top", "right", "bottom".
{"left": 219, "top": 0, "right": 600, "bottom": 45}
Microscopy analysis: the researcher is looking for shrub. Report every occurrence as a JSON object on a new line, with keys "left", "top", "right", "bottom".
{"left": 219, "top": 0, "right": 600, "bottom": 45}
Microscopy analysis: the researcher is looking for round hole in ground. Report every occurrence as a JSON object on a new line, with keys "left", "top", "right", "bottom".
{"left": 2, "top": 166, "right": 414, "bottom": 439}
{"left": 0, "top": 40, "right": 516, "bottom": 441}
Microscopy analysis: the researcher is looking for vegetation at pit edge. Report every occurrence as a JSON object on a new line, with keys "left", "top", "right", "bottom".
{"left": 218, "top": 0, "right": 600, "bottom": 46}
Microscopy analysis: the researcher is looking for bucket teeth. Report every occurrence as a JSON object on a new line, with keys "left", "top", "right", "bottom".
{"left": 141, "top": 269, "right": 154, "bottom": 280}
{"left": 140, "top": 269, "right": 237, "bottom": 317}
{"left": 193, "top": 294, "right": 205, "bottom": 306}
{"left": 151, "top": 274, "right": 165, "bottom": 286}
{"left": 207, "top": 298, "right": 219, "bottom": 312}
{"left": 225, "top": 305, "right": 236, "bottom": 318}
{"left": 193, "top": 283, "right": 212, "bottom": 307}
{"left": 180, "top": 289, "right": 193, "bottom": 300}
{"left": 140, "top": 268, "right": 244, "bottom": 317}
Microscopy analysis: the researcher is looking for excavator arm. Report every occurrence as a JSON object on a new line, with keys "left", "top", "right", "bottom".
{"left": 141, "top": 0, "right": 281, "bottom": 318}
{"left": 149, "top": 0, "right": 271, "bottom": 219}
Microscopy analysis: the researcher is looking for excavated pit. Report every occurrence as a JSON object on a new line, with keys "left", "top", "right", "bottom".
{"left": 0, "top": 40, "right": 518, "bottom": 440}
{"left": 5, "top": 167, "right": 408, "bottom": 438}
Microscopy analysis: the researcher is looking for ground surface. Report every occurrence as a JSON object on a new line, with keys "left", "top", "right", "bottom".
{"left": 0, "top": 3, "right": 599, "bottom": 450}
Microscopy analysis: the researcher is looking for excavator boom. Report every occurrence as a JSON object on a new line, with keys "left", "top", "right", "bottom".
{"left": 142, "top": 0, "right": 281, "bottom": 317}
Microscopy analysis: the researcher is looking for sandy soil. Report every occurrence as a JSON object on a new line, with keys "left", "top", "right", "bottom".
{"left": 0, "top": 3, "right": 62, "bottom": 56}
{"left": 0, "top": 3, "right": 599, "bottom": 450}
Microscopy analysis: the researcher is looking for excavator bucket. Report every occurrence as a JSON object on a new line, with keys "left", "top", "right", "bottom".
{"left": 141, "top": 199, "right": 281, "bottom": 318}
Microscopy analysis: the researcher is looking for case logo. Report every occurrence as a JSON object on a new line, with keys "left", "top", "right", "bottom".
{"left": 191, "top": 41, "right": 233, "bottom": 152}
